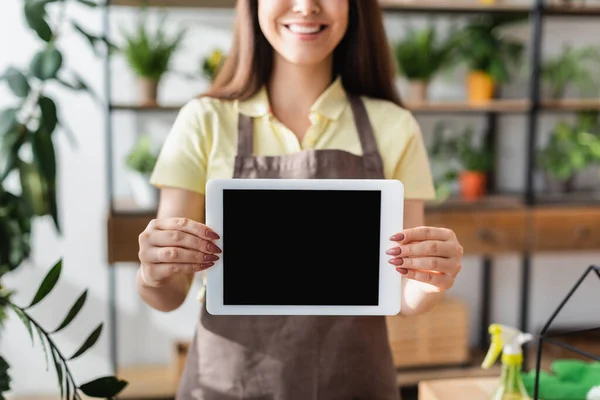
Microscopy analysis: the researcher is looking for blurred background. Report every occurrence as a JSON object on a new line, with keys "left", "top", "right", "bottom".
{"left": 0, "top": 0, "right": 599, "bottom": 399}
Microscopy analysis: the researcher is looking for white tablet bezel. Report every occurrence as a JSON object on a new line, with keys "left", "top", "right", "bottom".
{"left": 204, "top": 178, "right": 403, "bottom": 316}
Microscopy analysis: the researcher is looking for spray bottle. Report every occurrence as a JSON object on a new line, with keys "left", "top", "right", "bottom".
{"left": 482, "top": 323, "right": 534, "bottom": 400}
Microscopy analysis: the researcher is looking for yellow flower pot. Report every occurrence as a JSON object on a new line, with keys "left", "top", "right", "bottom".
{"left": 467, "top": 71, "right": 495, "bottom": 105}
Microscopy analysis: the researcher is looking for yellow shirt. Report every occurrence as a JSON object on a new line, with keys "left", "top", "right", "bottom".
{"left": 150, "top": 77, "right": 435, "bottom": 200}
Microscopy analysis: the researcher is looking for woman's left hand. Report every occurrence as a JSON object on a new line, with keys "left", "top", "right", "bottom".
{"left": 386, "top": 226, "right": 463, "bottom": 293}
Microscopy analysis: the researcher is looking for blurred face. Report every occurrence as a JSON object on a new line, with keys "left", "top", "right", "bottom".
{"left": 258, "top": 0, "right": 349, "bottom": 66}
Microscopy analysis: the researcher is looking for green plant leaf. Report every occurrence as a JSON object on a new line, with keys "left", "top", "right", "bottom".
{"left": 8, "top": 304, "right": 33, "bottom": 345}
{"left": 79, "top": 376, "right": 128, "bottom": 398}
{"left": 18, "top": 159, "right": 50, "bottom": 216}
{"left": 38, "top": 96, "right": 58, "bottom": 134}
{"left": 24, "top": 3, "right": 53, "bottom": 42}
{"left": 32, "top": 127, "right": 57, "bottom": 185}
{"left": 56, "top": 72, "right": 99, "bottom": 103}
{"left": 0, "top": 108, "right": 18, "bottom": 136}
{"left": 30, "top": 48, "right": 63, "bottom": 81}
{"left": 3, "top": 67, "right": 31, "bottom": 98}
{"left": 70, "top": 323, "right": 103, "bottom": 360}
{"left": 50, "top": 347, "right": 64, "bottom": 398}
{"left": 52, "top": 289, "right": 87, "bottom": 333}
{"left": 26, "top": 259, "right": 62, "bottom": 309}
{"left": 0, "top": 130, "right": 21, "bottom": 181}
{"left": 35, "top": 325, "right": 50, "bottom": 371}
{"left": 75, "top": 0, "right": 99, "bottom": 6}
{"left": 0, "top": 356, "right": 11, "bottom": 393}
{"left": 72, "top": 21, "right": 102, "bottom": 55}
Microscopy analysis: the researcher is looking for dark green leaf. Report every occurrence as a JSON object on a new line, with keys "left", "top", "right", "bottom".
{"left": 3, "top": 67, "right": 30, "bottom": 98}
{"left": 30, "top": 48, "right": 63, "bottom": 81}
{"left": 52, "top": 289, "right": 87, "bottom": 333}
{"left": 70, "top": 323, "right": 103, "bottom": 360}
{"left": 18, "top": 159, "right": 50, "bottom": 217}
{"left": 56, "top": 73, "right": 99, "bottom": 103}
{"left": 50, "top": 347, "right": 64, "bottom": 398}
{"left": 75, "top": 0, "right": 99, "bottom": 6}
{"left": 79, "top": 376, "right": 128, "bottom": 398}
{"left": 32, "top": 126, "right": 57, "bottom": 184}
{"left": 24, "top": 3, "right": 53, "bottom": 42}
{"left": 0, "top": 356, "right": 11, "bottom": 393}
{"left": 38, "top": 96, "right": 58, "bottom": 134}
{"left": 0, "top": 130, "right": 20, "bottom": 181}
{"left": 72, "top": 21, "right": 101, "bottom": 55}
{"left": 0, "top": 108, "right": 18, "bottom": 136}
{"left": 8, "top": 304, "right": 33, "bottom": 344}
{"left": 35, "top": 326, "right": 50, "bottom": 371}
{"left": 26, "top": 259, "right": 62, "bottom": 309}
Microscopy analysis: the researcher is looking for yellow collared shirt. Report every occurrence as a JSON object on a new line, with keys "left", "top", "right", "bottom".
{"left": 150, "top": 77, "right": 435, "bottom": 200}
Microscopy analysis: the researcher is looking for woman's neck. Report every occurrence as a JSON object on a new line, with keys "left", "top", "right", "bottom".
{"left": 267, "top": 55, "right": 333, "bottom": 141}
{"left": 268, "top": 55, "right": 334, "bottom": 111}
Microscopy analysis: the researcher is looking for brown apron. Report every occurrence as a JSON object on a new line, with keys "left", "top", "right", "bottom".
{"left": 176, "top": 94, "right": 400, "bottom": 400}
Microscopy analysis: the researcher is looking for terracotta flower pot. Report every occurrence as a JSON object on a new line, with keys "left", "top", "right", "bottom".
{"left": 408, "top": 80, "right": 429, "bottom": 103}
{"left": 467, "top": 71, "right": 495, "bottom": 105}
{"left": 138, "top": 77, "right": 159, "bottom": 107}
{"left": 460, "top": 170, "right": 487, "bottom": 200}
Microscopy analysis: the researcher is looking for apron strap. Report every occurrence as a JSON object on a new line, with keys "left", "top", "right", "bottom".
{"left": 347, "top": 94, "right": 379, "bottom": 156}
{"left": 237, "top": 113, "right": 254, "bottom": 156}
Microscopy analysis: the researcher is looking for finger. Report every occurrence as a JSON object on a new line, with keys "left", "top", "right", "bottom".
{"left": 388, "top": 256, "right": 456, "bottom": 275}
{"left": 396, "top": 268, "right": 451, "bottom": 291}
{"left": 145, "top": 262, "right": 215, "bottom": 282}
{"left": 392, "top": 240, "right": 458, "bottom": 258}
{"left": 390, "top": 226, "right": 454, "bottom": 244}
{"left": 148, "top": 217, "right": 220, "bottom": 241}
{"left": 147, "top": 246, "right": 220, "bottom": 264}
{"left": 146, "top": 230, "right": 220, "bottom": 253}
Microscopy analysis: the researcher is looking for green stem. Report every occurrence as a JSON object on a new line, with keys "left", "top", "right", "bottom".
{"left": 7, "top": 301, "right": 81, "bottom": 400}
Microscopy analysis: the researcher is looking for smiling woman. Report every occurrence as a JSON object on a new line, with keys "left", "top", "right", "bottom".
{"left": 138, "top": 1, "right": 464, "bottom": 399}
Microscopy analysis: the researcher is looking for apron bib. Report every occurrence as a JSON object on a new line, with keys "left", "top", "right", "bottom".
{"left": 177, "top": 94, "right": 400, "bottom": 400}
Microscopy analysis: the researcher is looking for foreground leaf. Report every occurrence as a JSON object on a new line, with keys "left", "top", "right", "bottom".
{"left": 0, "top": 356, "right": 11, "bottom": 393}
{"left": 52, "top": 289, "right": 87, "bottom": 333}
{"left": 30, "top": 48, "right": 63, "bottom": 81}
{"left": 8, "top": 304, "right": 33, "bottom": 344}
{"left": 70, "top": 323, "right": 102, "bottom": 360}
{"left": 4, "top": 67, "right": 30, "bottom": 98}
{"left": 24, "top": 3, "right": 52, "bottom": 42}
{"left": 79, "top": 376, "right": 128, "bottom": 398}
{"left": 18, "top": 159, "right": 50, "bottom": 216}
{"left": 50, "top": 347, "right": 64, "bottom": 398}
{"left": 35, "top": 326, "right": 50, "bottom": 371}
{"left": 38, "top": 96, "right": 58, "bottom": 134}
{"left": 0, "top": 108, "right": 18, "bottom": 136}
{"left": 26, "top": 259, "right": 62, "bottom": 309}
{"left": 0, "top": 130, "right": 21, "bottom": 181}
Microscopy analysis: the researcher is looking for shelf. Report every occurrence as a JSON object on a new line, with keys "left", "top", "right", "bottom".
{"left": 406, "top": 99, "right": 531, "bottom": 113}
{"left": 544, "top": 3, "right": 600, "bottom": 16}
{"left": 116, "top": 365, "right": 178, "bottom": 400}
{"left": 534, "top": 190, "right": 600, "bottom": 207}
{"left": 541, "top": 98, "right": 600, "bottom": 112}
{"left": 426, "top": 194, "right": 525, "bottom": 211}
{"left": 108, "top": 0, "right": 236, "bottom": 8}
{"left": 379, "top": 0, "right": 532, "bottom": 14}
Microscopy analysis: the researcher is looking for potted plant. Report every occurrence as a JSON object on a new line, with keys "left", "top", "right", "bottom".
{"left": 541, "top": 44, "right": 600, "bottom": 99}
{"left": 125, "top": 135, "right": 159, "bottom": 208}
{"left": 202, "top": 49, "right": 226, "bottom": 82}
{"left": 538, "top": 112, "right": 600, "bottom": 194}
{"left": 393, "top": 24, "right": 458, "bottom": 103}
{"left": 119, "top": 7, "right": 186, "bottom": 106}
{"left": 454, "top": 15, "right": 525, "bottom": 104}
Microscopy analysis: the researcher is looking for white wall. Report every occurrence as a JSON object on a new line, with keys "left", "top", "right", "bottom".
{"left": 1, "top": 1, "right": 599, "bottom": 396}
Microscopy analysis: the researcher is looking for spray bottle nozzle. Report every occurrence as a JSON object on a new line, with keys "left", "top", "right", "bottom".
{"left": 481, "top": 323, "right": 534, "bottom": 369}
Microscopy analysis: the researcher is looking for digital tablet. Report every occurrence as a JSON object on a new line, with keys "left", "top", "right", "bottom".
{"left": 204, "top": 178, "right": 404, "bottom": 316}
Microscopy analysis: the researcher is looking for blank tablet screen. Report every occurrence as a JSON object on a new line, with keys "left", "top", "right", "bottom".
{"left": 222, "top": 189, "right": 381, "bottom": 306}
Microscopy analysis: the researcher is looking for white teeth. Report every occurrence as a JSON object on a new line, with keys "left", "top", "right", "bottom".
{"left": 287, "top": 24, "right": 321, "bottom": 34}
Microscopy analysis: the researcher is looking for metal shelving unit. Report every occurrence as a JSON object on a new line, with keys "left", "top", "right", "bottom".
{"left": 100, "top": 1, "right": 600, "bottom": 397}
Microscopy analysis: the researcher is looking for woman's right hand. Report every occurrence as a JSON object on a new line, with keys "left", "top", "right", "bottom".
{"left": 138, "top": 217, "right": 222, "bottom": 288}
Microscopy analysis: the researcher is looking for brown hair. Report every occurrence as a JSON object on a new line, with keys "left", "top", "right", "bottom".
{"left": 202, "top": 0, "right": 402, "bottom": 106}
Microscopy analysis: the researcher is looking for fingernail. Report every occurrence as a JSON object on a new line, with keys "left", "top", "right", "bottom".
{"left": 208, "top": 243, "right": 222, "bottom": 253}
{"left": 390, "top": 233, "right": 405, "bottom": 242}
{"left": 386, "top": 247, "right": 401, "bottom": 256}
{"left": 388, "top": 258, "right": 403, "bottom": 266}
{"left": 207, "top": 231, "right": 220, "bottom": 239}
{"left": 199, "top": 262, "right": 214, "bottom": 270}
{"left": 204, "top": 254, "right": 219, "bottom": 262}
{"left": 396, "top": 268, "right": 408, "bottom": 275}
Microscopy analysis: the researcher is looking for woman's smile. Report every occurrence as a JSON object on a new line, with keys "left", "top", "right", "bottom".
{"left": 281, "top": 21, "right": 329, "bottom": 40}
